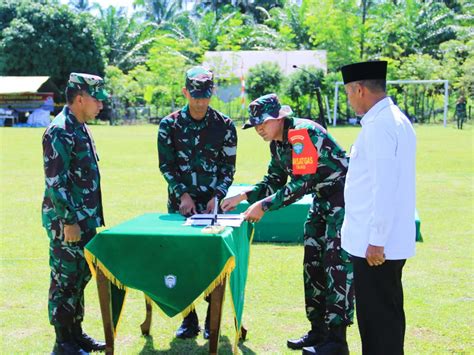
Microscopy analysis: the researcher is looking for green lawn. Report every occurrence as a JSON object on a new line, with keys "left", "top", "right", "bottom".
{"left": 1, "top": 121, "right": 473, "bottom": 354}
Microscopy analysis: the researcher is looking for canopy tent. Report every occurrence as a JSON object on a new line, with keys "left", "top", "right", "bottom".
{"left": 0, "top": 76, "right": 52, "bottom": 94}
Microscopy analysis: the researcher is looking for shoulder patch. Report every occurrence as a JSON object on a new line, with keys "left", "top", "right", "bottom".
{"left": 288, "top": 128, "right": 318, "bottom": 175}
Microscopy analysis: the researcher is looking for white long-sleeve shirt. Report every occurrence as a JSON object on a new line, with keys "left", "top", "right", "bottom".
{"left": 341, "top": 97, "right": 416, "bottom": 260}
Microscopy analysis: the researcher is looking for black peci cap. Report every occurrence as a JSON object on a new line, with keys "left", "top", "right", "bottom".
{"left": 341, "top": 60, "right": 387, "bottom": 85}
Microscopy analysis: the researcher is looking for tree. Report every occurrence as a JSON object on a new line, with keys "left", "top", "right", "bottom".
{"left": 241, "top": 0, "right": 285, "bottom": 23}
{"left": 69, "top": 0, "right": 93, "bottom": 13}
{"left": 246, "top": 62, "right": 283, "bottom": 100}
{"left": 285, "top": 66, "right": 324, "bottom": 118}
{"left": 0, "top": 0, "right": 104, "bottom": 91}
{"left": 195, "top": 0, "right": 284, "bottom": 23}
{"left": 95, "top": 5, "right": 156, "bottom": 72}
{"left": 214, "top": 11, "right": 282, "bottom": 50}
{"left": 413, "top": 0, "right": 457, "bottom": 57}
{"left": 394, "top": 54, "right": 445, "bottom": 122}
{"left": 145, "top": 33, "right": 203, "bottom": 110}
{"left": 134, "top": 0, "right": 184, "bottom": 24}
{"left": 164, "top": 8, "right": 284, "bottom": 52}
{"left": 359, "top": 0, "right": 375, "bottom": 59}
{"left": 458, "top": 54, "right": 474, "bottom": 99}
{"left": 305, "top": 0, "right": 360, "bottom": 71}
{"left": 165, "top": 10, "right": 233, "bottom": 51}
{"left": 275, "top": 3, "right": 312, "bottom": 50}
{"left": 364, "top": 0, "right": 457, "bottom": 59}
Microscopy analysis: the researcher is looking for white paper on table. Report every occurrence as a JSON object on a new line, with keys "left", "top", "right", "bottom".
{"left": 184, "top": 214, "right": 244, "bottom": 227}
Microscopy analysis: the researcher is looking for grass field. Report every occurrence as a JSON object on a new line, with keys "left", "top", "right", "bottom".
{"left": 1, "top": 121, "right": 473, "bottom": 354}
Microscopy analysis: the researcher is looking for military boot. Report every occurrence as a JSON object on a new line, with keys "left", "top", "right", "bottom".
{"left": 302, "top": 325, "right": 349, "bottom": 355}
{"left": 203, "top": 305, "right": 211, "bottom": 340}
{"left": 71, "top": 324, "right": 106, "bottom": 352}
{"left": 51, "top": 326, "right": 89, "bottom": 355}
{"left": 287, "top": 321, "right": 328, "bottom": 350}
{"left": 176, "top": 310, "right": 200, "bottom": 339}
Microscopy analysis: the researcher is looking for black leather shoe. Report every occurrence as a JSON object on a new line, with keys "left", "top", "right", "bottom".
{"left": 203, "top": 319, "right": 210, "bottom": 340}
{"left": 302, "top": 346, "right": 317, "bottom": 354}
{"left": 74, "top": 333, "right": 106, "bottom": 352}
{"left": 52, "top": 341, "right": 89, "bottom": 355}
{"left": 203, "top": 304, "right": 210, "bottom": 340}
{"left": 203, "top": 327, "right": 210, "bottom": 340}
{"left": 287, "top": 331, "right": 326, "bottom": 350}
{"left": 176, "top": 322, "right": 200, "bottom": 339}
{"left": 302, "top": 342, "right": 349, "bottom": 355}
{"left": 176, "top": 312, "right": 200, "bottom": 339}
{"left": 303, "top": 325, "right": 349, "bottom": 355}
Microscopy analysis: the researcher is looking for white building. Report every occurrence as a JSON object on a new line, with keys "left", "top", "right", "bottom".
{"left": 203, "top": 50, "right": 327, "bottom": 79}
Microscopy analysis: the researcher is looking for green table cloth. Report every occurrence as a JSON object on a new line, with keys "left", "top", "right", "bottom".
{"left": 226, "top": 184, "right": 423, "bottom": 243}
{"left": 85, "top": 213, "right": 253, "bottom": 341}
{"left": 227, "top": 184, "right": 311, "bottom": 243}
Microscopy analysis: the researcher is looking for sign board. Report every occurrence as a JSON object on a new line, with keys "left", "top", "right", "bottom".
{"left": 0, "top": 92, "right": 54, "bottom": 112}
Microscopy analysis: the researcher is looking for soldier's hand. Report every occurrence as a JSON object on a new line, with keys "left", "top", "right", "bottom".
{"left": 64, "top": 223, "right": 81, "bottom": 243}
{"left": 204, "top": 197, "right": 216, "bottom": 214}
{"left": 179, "top": 193, "right": 197, "bottom": 216}
{"left": 243, "top": 201, "right": 264, "bottom": 223}
{"left": 365, "top": 244, "right": 385, "bottom": 266}
{"left": 221, "top": 193, "right": 246, "bottom": 212}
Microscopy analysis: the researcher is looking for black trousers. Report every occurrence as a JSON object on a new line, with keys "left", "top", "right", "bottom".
{"left": 353, "top": 256, "right": 406, "bottom": 355}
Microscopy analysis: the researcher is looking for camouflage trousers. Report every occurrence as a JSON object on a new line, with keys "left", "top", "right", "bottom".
{"left": 46, "top": 226, "right": 96, "bottom": 326}
{"left": 303, "top": 192, "right": 354, "bottom": 328}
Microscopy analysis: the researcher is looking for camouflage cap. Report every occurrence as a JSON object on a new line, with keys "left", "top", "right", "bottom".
{"left": 242, "top": 93, "right": 293, "bottom": 129}
{"left": 67, "top": 72, "right": 109, "bottom": 101}
{"left": 185, "top": 66, "right": 214, "bottom": 98}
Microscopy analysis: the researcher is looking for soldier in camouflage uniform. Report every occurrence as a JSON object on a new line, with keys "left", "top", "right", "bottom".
{"left": 455, "top": 96, "right": 467, "bottom": 129}
{"left": 222, "top": 94, "right": 354, "bottom": 355}
{"left": 157, "top": 66, "right": 237, "bottom": 339}
{"left": 42, "top": 73, "right": 108, "bottom": 354}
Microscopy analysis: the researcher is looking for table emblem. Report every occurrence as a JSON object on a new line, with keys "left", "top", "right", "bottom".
{"left": 164, "top": 274, "right": 177, "bottom": 288}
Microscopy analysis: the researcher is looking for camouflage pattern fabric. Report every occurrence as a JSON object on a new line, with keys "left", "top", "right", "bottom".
{"left": 48, "top": 228, "right": 96, "bottom": 326}
{"left": 42, "top": 106, "right": 104, "bottom": 230}
{"left": 67, "top": 72, "right": 109, "bottom": 101}
{"left": 246, "top": 117, "right": 354, "bottom": 327}
{"left": 158, "top": 104, "right": 237, "bottom": 213}
{"left": 243, "top": 93, "right": 293, "bottom": 129}
{"left": 304, "top": 196, "right": 354, "bottom": 327}
{"left": 246, "top": 117, "right": 348, "bottom": 211}
{"left": 455, "top": 101, "right": 467, "bottom": 129}
{"left": 185, "top": 66, "right": 214, "bottom": 99}
{"left": 42, "top": 105, "right": 104, "bottom": 326}
{"left": 455, "top": 101, "right": 467, "bottom": 118}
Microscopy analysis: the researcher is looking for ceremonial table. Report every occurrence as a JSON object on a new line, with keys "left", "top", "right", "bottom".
{"left": 226, "top": 184, "right": 311, "bottom": 243}
{"left": 226, "top": 184, "right": 422, "bottom": 243}
{"left": 85, "top": 213, "right": 253, "bottom": 354}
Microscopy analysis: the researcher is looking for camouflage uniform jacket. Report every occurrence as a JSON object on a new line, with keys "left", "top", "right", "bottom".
{"left": 158, "top": 105, "right": 237, "bottom": 210}
{"left": 246, "top": 117, "right": 348, "bottom": 211}
{"left": 42, "top": 106, "right": 104, "bottom": 230}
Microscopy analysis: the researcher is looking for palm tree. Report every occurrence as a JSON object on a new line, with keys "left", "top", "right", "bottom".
{"left": 69, "top": 0, "right": 93, "bottom": 12}
{"left": 413, "top": 0, "right": 456, "bottom": 57}
{"left": 134, "top": 0, "right": 184, "bottom": 24}
{"left": 96, "top": 5, "right": 156, "bottom": 71}
{"left": 364, "top": 0, "right": 457, "bottom": 59}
